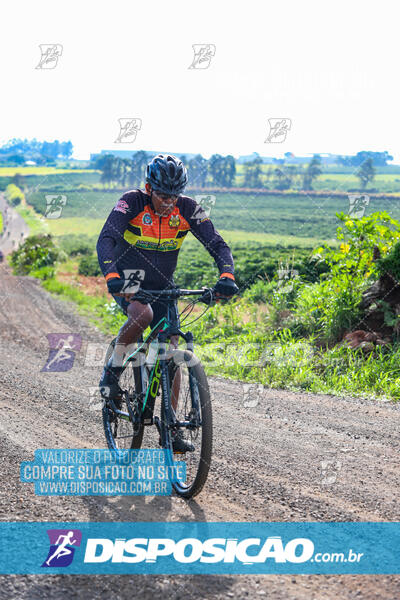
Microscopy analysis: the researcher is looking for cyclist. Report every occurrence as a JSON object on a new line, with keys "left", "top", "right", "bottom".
{"left": 97, "top": 154, "right": 239, "bottom": 452}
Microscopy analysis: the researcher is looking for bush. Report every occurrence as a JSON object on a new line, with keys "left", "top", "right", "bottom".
{"left": 243, "top": 279, "right": 274, "bottom": 303}
{"left": 5, "top": 183, "right": 24, "bottom": 206}
{"left": 377, "top": 241, "right": 400, "bottom": 281}
{"left": 294, "top": 211, "right": 400, "bottom": 343}
{"left": 78, "top": 254, "right": 102, "bottom": 276}
{"left": 30, "top": 266, "right": 56, "bottom": 280}
{"left": 9, "top": 234, "right": 60, "bottom": 275}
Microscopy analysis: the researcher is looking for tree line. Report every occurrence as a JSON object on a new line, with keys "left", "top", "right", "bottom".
{"left": 93, "top": 152, "right": 377, "bottom": 191}
{"left": 91, "top": 152, "right": 237, "bottom": 188}
{"left": 0, "top": 138, "right": 73, "bottom": 165}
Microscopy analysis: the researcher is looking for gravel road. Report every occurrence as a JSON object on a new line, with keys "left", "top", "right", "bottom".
{"left": 0, "top": 263, "right": 399, "bottom": 599}
{"left": 0, "top": 194, "right": 30, "bottom": 255}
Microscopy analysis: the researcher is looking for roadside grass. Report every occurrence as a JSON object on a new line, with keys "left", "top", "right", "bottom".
{"left": 40, "top": 277, "right": 126, "bottom": 335}
{"left": 187, "top": 299, "right": 400, "bottom": 401}
{"left": 14, "top": 204, "right": 49, "bottom": 235}
{"left": 34, "top": 264, "right": 400, "bottom": 401}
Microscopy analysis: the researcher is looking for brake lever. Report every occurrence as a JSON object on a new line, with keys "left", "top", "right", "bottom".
{"left": 198, "top": 288, "right": 216, "bottom": 306}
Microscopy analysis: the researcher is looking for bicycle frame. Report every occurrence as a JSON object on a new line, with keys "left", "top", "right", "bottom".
{"left": 114, "top": 296, "right": 198, "bottom": 443}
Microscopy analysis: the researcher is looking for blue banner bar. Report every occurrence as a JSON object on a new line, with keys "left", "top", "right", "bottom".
{"left": 0, "top": 522, "right": 399, "bottom": 574}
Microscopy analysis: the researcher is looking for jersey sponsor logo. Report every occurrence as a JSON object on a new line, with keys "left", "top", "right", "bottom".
{"left": 135, "top": 239, "right": 178, "bottom": 251}
{"left": 168, "top": 215, "right": 180, "bottom": 228}
{"left": 114, "top": 199, "right": 129, "bottom": 214}
{"left": 142, "top": 213, "right": 153, "bottom": 225}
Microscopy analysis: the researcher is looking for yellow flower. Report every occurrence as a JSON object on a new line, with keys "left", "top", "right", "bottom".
{"left": 340, "top": 243, "right": 350, "bottom": 254}
{"left": 345, "top": 220, "right": 353, "bottom": 228}
{"left": 382, "top": 246, "right": 388, "bottom": 253}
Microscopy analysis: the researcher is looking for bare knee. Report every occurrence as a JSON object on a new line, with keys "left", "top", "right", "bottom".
{"left": 127, "top": 301, "right": 153, "bottom": 329}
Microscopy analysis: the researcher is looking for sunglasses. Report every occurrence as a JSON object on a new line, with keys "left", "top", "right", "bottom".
{"left": 153, "top": 191, "right": 179, "bottom": 202}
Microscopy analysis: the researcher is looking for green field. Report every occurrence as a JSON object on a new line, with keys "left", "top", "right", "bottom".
{"left": 2, "top": 165, "right": 400, "bottom": 199}
{"left": 28, "top": 187, "right": 400, "bottom": 240}
{"left": 47, "top": 217, "right": 332, "bottom": 248}
{"left": 0, "top": 166, "right": 394, "bottom": 245}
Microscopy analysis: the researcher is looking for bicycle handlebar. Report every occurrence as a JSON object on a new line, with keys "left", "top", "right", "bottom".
{"left": 118, "top": 285, "right": 216, "bottom": 305}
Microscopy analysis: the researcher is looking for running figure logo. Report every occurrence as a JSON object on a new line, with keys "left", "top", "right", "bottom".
{"left": 45, "top": 195, "right": 67, "bottom": 219}
{"left": 188, "top": 44, "right": 216, "bottom": 69}
{"left": 348, "top": 194, "right": 370, "bottom": 219}
{"left": 264, "top": 118, "right": 292, "bottom": 143}
{"left": 42, "top": 529, "right": 82, "bottom": 568}
{"left": 121, "top": 269, "right": 145, "bottom": 295}
{"left": 35, "top": 44, "right": 63, "bottom": 69}
{"left": 192, "top": 195, "right": 216, "bottom": 223}
{"left": 115, "top": 118, "right": 142, "bottom": 143}
{"left": 41, "top": 333, "right": 82, "bottom": 372}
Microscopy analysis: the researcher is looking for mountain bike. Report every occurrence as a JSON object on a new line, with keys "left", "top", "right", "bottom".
{"left": 102, "top": 286, "right": 215, "bottom": 498}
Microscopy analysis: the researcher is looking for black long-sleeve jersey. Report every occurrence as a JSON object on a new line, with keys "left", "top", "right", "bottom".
{"left": 96, "top": 189, "right": 235, "bottom": 289}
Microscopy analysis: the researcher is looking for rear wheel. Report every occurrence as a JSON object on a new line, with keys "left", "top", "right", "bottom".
{"left": 164, "top": 350, "right": 212, "bottom": 498}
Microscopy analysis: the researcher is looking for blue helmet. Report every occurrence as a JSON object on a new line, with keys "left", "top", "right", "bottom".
{"left": 146, "top": 154, "right": 188, "bottom": 195}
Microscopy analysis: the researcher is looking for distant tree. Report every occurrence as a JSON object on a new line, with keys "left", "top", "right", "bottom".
{"left": 273, "top": 168, "right": 292, "bottom": 190}
{"left": 12, "top": 173, "right": 24, "bottom": 188}
{"left": 188, "top": 154, "right": 208, "bottom": 187}
{"left": 60, "top": 141, "right": 73, "bottom": 158}
{"left": 354, "top": 151, "right": 393, "bottom": 167}
{"left": 208, "top": 154, "right": 224, "bottom": 186}
{"left": 208, "top": 154, "right": 235, "bottom": 187}
{"left": 0, "top": 138, "right": 73, "bottom": 162}
{"left": 97, "top": 154, "right": 117, "bottom": 186}
{"left": 264, "top": 167, "right": 274, "bottom": 187}
{"left": 284, "top": 165, "right": 299, "bottom": 189}
{"left": 118, "top": 158, "right": 130, "bottom": 187}
{"left": 7, "top": 154, "right": 25, "bottom": 165}
{"left": 338, "top": 151, "right": 393, "bottom": 167}
{"left": 243, "top": 157, "right": 263, "bottom": 188}
{"left": 221, "top": 155, "right": 236, "bottom": 187}
{"left": 128, "top": 150, "right": 149, "bottom": 187}
{"left": 302, "top": 155, "right": 322, "bottom": 190}
{"left": 356, "top": 158, "right": 376, "bottom": 190}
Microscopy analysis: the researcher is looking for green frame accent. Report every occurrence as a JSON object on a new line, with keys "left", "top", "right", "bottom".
{"left": 121, "top": 317, "right": 171, "bottom": 413}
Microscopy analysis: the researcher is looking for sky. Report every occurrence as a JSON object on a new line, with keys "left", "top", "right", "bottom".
{"left": 1, "top": 0, "right": 399, "bottom": 162}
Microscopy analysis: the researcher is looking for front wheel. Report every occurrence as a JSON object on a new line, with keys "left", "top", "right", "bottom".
{"left": 102, "top": 338, "right": 144, "bottom": 450}
{"left": 163, "top": 350, "right": 212, "bottom": 498}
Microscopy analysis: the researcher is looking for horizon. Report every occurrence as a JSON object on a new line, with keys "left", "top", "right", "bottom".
{"left": 1, "top": 140, "right": 398, "bottom": 165}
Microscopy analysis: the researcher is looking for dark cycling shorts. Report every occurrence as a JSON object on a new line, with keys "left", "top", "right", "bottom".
{"left": 112, "top": 293, "right": 169, "bottom": 332}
